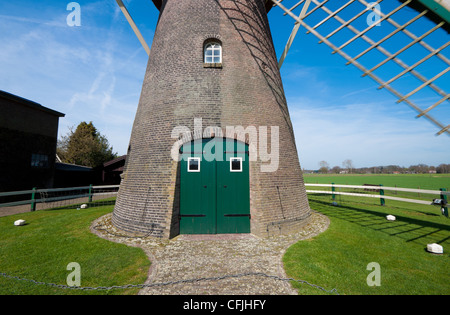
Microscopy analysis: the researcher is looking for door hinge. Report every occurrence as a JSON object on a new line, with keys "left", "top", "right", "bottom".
{"left": 179, "top": 214, "right": 206, "bottom": 220}
{"left": 223, "top": 214, "right": 251, "bottom": 218}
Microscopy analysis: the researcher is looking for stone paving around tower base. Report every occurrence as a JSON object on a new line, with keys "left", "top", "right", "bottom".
{"left": 90, "top": 211, "right": 329, "bottom": 295}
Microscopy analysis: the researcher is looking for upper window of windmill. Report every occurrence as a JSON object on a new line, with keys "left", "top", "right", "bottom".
{"left": 204, "top": 42, "right": 222, "bottom": 64}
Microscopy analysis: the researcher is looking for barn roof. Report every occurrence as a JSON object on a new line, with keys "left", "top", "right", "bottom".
{"left": 0, "top": 90, "right": 65, "bottom": 118}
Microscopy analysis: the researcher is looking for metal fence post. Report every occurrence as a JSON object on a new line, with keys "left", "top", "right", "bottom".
{"left": 30, "top": 187, "right": 37, "bottom": 212}
{"left": 440, "top": 188, "right": 448, "bottom": 217}
{"left": 331, "top": 182, "right": 335, "bottom": 201}
{"left": 88, "top": 184, "right": 93, "bottom": 203}
{"left": 380, "top": 184, "right": 385, "bottom": 206}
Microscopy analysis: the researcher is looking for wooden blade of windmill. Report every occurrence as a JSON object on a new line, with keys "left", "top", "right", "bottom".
{"left": 270, "top": 0, "right": 450, "bottom": 137}
{"left": 116, "top": 0, "right": 150, "bottom": 56}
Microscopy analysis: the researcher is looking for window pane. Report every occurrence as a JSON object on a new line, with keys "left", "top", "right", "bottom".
{"left": 190, "top": 161, "right": 198, "bottom": 171}
{"left": 31, "top": 154, "right": 49, "bottom": 168}
{"left": 188, "top": 158, "right": 200, "bottom": 172}
{"left": 31, "top": 154, "right": 38, "bottom": 167}
{"left": 204, "top": 42, "right": 221, "bottom": 64}
{"left": 231, "top": 158, "right": 242, "bottom": 171}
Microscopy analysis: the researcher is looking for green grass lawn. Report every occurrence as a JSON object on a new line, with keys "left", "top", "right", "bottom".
{"left": 0, "top": 204, "right": 150, "bottom": 295}
{"left": 1, "top": 176, "right": 448, "bottom": 295}
{"left": 284, "top": 193, "right": 450, "bottom": 295}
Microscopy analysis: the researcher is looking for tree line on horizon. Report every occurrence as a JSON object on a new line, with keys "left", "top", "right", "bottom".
{"left": 311, "top": 160, "right": 450, "bottom": 174}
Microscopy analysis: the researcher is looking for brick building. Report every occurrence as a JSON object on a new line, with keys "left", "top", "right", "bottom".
{"left": 0, "top": 90, "right": 65, "bottom": 192}
{"left": 113, "top": 0, "right": 311, "bottom": 238}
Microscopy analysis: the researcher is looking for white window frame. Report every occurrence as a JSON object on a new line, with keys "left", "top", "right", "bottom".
{"left": 204, "top": 42, "right": 222, "bottom": 64}
{"left": 230, "top": 157, "right": 243, "bottom": 172}
{"left": 187, "top": 157, "right": 201, "bottom": 172}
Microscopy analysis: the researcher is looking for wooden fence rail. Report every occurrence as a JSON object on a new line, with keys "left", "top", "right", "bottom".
{"left": 305, "top": 183, "right": 449, "bottom": 196}
{"left": 1, "top": 183, "right": 448, "bottom": 216}
{"left": 0, "top": 185, "right": 120, "bottom": 211}
{"left": 305, "top": 183, "right": 449, "bottom": 216}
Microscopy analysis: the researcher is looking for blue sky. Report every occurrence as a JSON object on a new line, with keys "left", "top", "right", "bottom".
{"left": 0, "top": 0, "right": 449, "bottom": 170}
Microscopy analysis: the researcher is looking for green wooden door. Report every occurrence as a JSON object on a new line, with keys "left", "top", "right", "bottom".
{"left": 180, "top": 138, "right": 250, "bottom": 234}
{"left": 216, "top": 139, "right": 250, "bottom": 233}
{"left": 180, "top": 139, "right": 217, "bottom": 234}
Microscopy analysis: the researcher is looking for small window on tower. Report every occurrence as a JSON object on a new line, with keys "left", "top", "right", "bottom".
{"left": 188, "top": 157, "right": 201, "bottom": 172}
{"left": 230, "top": 157, "right": 242, "bottom": 172}
{"left": 204, "top": 42, "right": 222, "bottom": 67}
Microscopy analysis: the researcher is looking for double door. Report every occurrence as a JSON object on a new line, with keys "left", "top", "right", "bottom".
{"left": 180, "top": 138, "right": 250, "bottom": 234}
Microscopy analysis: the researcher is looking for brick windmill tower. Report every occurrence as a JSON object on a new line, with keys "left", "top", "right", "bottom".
{"left": 112, "top": 0, "right": 312, "bottom": 238}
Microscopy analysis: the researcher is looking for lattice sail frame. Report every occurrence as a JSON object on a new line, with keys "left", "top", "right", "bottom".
{"left": 270, "top": 0, "right": 450, "bottom": 136}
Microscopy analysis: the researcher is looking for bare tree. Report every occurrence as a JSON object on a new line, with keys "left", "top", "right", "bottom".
{"left": 319, "top": 160, "right": 329, "bottom": 174}
{"left": 437, "top": 164, "right": 450, "bottom": 173}
{"left": 331, "top": 166, "right": 342, "bottom": 174}
{"left": 342, "top": 159, "right": 354, "bottom": 174}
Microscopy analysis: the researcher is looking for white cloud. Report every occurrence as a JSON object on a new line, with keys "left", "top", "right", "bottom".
{"left": 289, "top": 99, "right": 450, "bottom": 169}
{"left": 0, "top": 1, "right": 148, "bottom": 156}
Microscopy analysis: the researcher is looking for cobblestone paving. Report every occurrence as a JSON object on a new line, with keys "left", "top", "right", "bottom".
{"left": 90, "top": 211, "right": 329, "bottom": 295}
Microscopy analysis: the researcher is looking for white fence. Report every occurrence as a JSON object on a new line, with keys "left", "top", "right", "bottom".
{"left": 1, "top": 183, "right": 448, "bottom": 215}
{"left": 305, "top": 183, "right": 449, "bottom": 210}
{"left": 0, "top": 185, "right": 120, "bottom": 212}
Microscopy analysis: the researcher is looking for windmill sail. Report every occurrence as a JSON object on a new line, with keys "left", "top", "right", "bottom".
{"left": 270, "top": 0, "right": 450, "bottom": 136}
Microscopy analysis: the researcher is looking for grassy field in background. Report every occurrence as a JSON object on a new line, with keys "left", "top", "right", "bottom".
{"left": 303, "top": 173, "right": 450, "bottom": 190}
{"left": 0, "top": 204, "right": 150, "bottom": 295}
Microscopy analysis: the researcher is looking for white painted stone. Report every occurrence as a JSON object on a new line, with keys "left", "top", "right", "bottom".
{"left": 427, "top": 243, "right": 443, "bottom": 254}
{"left": 386, "top": 215, "right": 396, "bottom": 221}
{"left": 14, "top": 219, "right": 26, "bottom": 226}
{"left": 80, "top": 204, "right": 88, "bottom": 209}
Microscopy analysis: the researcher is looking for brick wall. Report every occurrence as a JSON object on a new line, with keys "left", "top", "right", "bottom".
{"left": 113, "top": 0, "right": 311, "bottom": 238}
